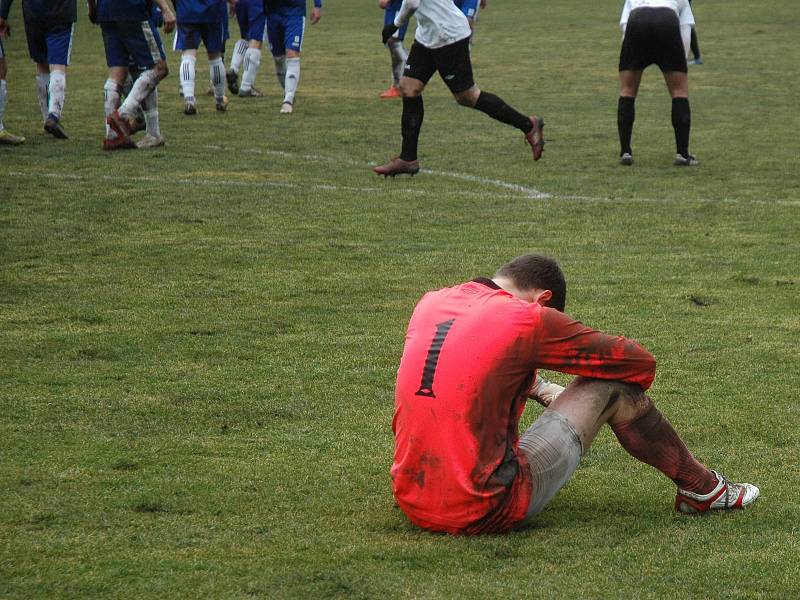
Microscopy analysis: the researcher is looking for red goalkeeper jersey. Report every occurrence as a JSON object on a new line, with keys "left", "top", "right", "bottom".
{"left": 391, "top": 278, "right": 656, "bottom": 534}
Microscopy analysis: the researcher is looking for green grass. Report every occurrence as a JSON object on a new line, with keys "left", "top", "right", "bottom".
{"left": 1, "top": 0, "right": 799, "bottom": 598}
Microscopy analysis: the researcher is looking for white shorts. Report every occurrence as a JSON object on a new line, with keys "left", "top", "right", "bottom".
{"left": 518, "top": 410, "right": 582, "bottom": 520}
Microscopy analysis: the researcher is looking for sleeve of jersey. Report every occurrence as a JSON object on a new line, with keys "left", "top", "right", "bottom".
{"left": 533, "top": 307, "right": 656, "bottom": 390}
{"left": 394, "top": 0, "right": 419, "bottom": 27}
{"left": 313, "top": 0, "right": 322, "bottom": 8}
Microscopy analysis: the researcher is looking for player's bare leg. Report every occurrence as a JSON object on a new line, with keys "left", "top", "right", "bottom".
{"left": 663, "top": 70, "right": 696, "bottom": 166}
{"left": 547, "top": 377, "right": 759, "bottom": 513}
{"left": 374, "top": 75, "right": 424, "bottom": 177}
{"left": 618, "top": 69, "right": 642, "bottom": 165}
{"left": 454, "top": 84, "right": 544, "bottom": 161}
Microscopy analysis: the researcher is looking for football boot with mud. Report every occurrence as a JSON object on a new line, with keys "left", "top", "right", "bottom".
{"left": 216, "top": 95, "right": 229, "bottom": 112}
{"left": 280, "top": 101, "right": 293, "bottom": 114}
{"left": 675, "top": 471, "right": 760, "bottom": 514}
{"left": 184, "top": 100, "right": 197, "bottom": 115}
{"left": 239, "top": 86, "right": 263, "bottom": 98}
{"left": 525, "top": 116, "right": 544, "bottom": 161}
{"left": 136, "top": 134, "right": 166, "bottom": 149}
{"left": 674, "top": 153, "right": 699, "bottom": 166}
{"left": 0, "top": 129, "right": 26, "bottom": 145}
{"left": 373, "top": 157, "right": 420, "bottom": 177}
{"left": 619, "top": 152, "right": 634, "bottom": 166}
{"left": 44, "top": 116, "right": 69, "bottom": 139}
{"left": 226, "top": 69, "right": 240, "bottom": 94}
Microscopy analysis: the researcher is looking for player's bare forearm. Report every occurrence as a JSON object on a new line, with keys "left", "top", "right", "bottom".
{"left": 154, "top": 0, "right": 176, "bottom": 33}
{"left": 395, "top": 0, "right": 419, "bottom": 28}
{"left": 311, "top": 7, "right": 321, "bottom": 24}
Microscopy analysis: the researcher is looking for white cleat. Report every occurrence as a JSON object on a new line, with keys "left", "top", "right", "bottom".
{"left": 136, "top": 134, "right": 166, "bottom": 149}
{"left": 280, "top": 101, "right": 293, "bottom": 114}
{"left": 675, "top": 471, "right": 760, "bottom": 514}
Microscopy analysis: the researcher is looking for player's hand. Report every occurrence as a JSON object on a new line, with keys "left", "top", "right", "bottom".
{"left": 382, "top": 23, "right": 398, "bottom": 44}
{"left": 228, "top": 0, "right": 237, "bottom": 18}
{"left": 311, "top": 7, "right": 321, "bottom": 24}
{"left": 0, "top": 18, "right": 10, "bottom": 37}
{"left": 378, "top": 0, "right": 389, "bottom": 8}
{"left": 479, "top": 0, "right": 486, "bottom": 8}
{"left": 529, "top": 376, "right": 565, "bottom": 408}
{"left": 162, "top": 9, "right": 176, "bottom": 34}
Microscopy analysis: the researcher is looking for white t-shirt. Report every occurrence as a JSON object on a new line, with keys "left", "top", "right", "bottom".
{"left": 394, "top": 0, "right": 472, "bottom": 49}
{"left": 620, "top": 0, "right": 695, "bottom": 26}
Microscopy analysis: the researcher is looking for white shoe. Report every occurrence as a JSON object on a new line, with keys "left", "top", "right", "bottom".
{"left": 136, "top": 134, "right": 166, "bottom": 149}
{"left": 674, "top": 153, "right": 699, "bottom": 166}
{"left": 619, "top": 152, "right": 634, "bottom": 166}
{"left": 280, "top": 101, "right": 293, "bottom": 114}
{"left": 529, "top": 376, "right": 565, "bottom": 407}
{"left": 675, "top": 471, "right": 760, "bottom": 514}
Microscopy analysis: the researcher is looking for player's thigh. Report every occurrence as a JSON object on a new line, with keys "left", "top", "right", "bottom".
{"left": 44, "top": 23, "right": 74, "bottom": 67}
{"left": 655, "top": 17, "right": 688, "bottom": 75}
{"left": 434, "top": 37, "right": 474, "bottom": 95}
{"left": 283, "top": 15, "right": 304, "bottom": 55}
{"left": 619, "top": 69, "right": 643, "bottom": 96}
{"left": 246, "top": 1, "right": 266, "bottom": 43}
{"left": 119, "top": 21, "right": 165, "bottom": 70}
{"left": 175, "top": 23, "right": 201, "bottom": 51}
{"left": 619, "top": 12, "right": 655, "bottom": 73}
{"left": 101, "top": 23, "right": 132, "bottom": 69}
{"left": 518, "top": 410, "right": 582, "bottom": 521}
{"left": 201, "top": 22, "right": 226, "bottom": 55}
{"left": 23, "top": 20, "right": 48, "bottom": 65}
{"left": 265, "top": 16, "right": 285, "bottom": 57}
{"left": 663, "top": 70, "right": 688, "bottom": 97}
{"left": 403, "top": 41, "right": 438, "bottom": 89}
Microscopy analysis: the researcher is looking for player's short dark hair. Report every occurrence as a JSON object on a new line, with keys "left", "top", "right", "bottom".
{"left": 494, "top": 254, "right": 567, "bottom": 312}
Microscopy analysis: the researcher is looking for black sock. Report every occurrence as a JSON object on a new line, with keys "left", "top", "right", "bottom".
{"left": 617, "top": 96, "right": 635, "bottom": 155}
{"left": 690, "top": 28, "right": 701, "bottom": 60}
{"left": 473, "top": 92, "right": 532, "bottom": 133}
{"left": 400, "top": 96, "right": 423, "bottom": 162}
{"left": 671, "top": 97, "right": 691, "bottom": 157}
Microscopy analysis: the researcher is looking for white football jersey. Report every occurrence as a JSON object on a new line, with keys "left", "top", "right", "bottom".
{"left": 395, "top": 0, "right": 472, "bottom": 49}
{"left": 620, "top": 0, "right": 695, "bottom": 26}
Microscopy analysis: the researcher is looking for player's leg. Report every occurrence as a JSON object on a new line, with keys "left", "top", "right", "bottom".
{"left": 266, "top": 16, "right": 286, "bottom": 92}
{"left": 99, "top": 22, "right": 136, "bottom": 150}
{"left": 688, "top": 28, "right": 702, "bottom": 64}
{"left": 227, "top": 0, "right": 250, "bottom": 92}
{"left": 0, "top": 41, "right": 25, "bottom": 144}
{"left": 239, "top": 3, "right": 266, "bottom": 97}
{"left": 373, "top": 42, "right": 435, "bottom": 177}
{"left": 22, "top": 19, "right": 50, "bottom": 123}
{"left": 175, "top": 24, "right": 200, "bottom": 113}
{"left": 444, "top": 39, "right": 544, "bottom": 161}
{"left": 380, "top": 3, "right": 406, "bottom": 98}
{"left": 617, "top": 69, "right": 642, "bottom": 165}
{"left": 279, "top": 15, "right": 305, "bottom": 113}
{"left": 203, "top": 22, "right": 228, "bottom": 110}
{"left": 664, "top": 71, "right": 695, "bottom": 165}
{"left": 40, "top": 22, "right": 74, "bottom": 139}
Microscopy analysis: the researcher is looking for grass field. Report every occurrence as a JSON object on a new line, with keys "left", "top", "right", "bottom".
{"left": 1, "top": 0, "right": 799, "bottom": 598}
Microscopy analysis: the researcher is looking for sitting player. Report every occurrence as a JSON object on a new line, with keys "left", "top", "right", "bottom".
{"left": 0, "top": 0, "right": 76, "bottom": 139}
{"left": 264, "top": 0, "right": 322, "bottom": 114}
{"left": 378, "top": 0, "right": 407, "bottom": 99}
{"left": 88, "top": 0, "right": 175, "bottom": 150}
{"left": 0, "top": 19, "right": 25, "bottom": 144}
{"left": 174, "top": 0, "right": 229, "bottom": 114}
{"left": 226, "top": 0, "right": 266, "bottom": 96}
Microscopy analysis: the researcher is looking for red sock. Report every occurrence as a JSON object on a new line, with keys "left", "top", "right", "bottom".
{"left": 611, "top": 405, "right": 717, "bottom": 494}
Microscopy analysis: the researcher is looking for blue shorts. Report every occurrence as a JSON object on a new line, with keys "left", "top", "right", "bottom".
{"left": 383, "top": 7, "right": 408, "bottom": 41}
{"left": 174, "top": 22, "right": 225, "bottom": 54}
{"left": 101, "top": 20, "right": 165, "bottom": 69}
{"left": 23, "top": 21, "right": 74, "bottom": 65}
{"left": 266, "top": 12, "right": 304, "bottom": 57}
{"left": 236, "top": 0, "right": 266, "bottom": 41}
{"left": 453, "top": 0, "right": 480, "bottom": 20}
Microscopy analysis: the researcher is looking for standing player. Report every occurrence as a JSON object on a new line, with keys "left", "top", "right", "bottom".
{"left": 374, "top": 0, "right": 543, "bottom": 177}
{"left": 0, "top": 18, "right": 25, "bottom": 144}
{"left": 617, "top": 0, "right": 698, "bottom": 166}
{"left": 378, "top": 0, "right": 407, "bottom": 99}
{"left": 226, "top": 0, "right": 266, "bottom": 97}
{"left": 392, "top": 253, "right": 760, "bottom": 535}
{"left": 0, "top": 0, "right": 76, "bottom": 139}
{"left": 264, "top": 0, "right": 322, "bottom": 114}
{"left": 89, "top": 0, "right": 176, "bottom": 150}
{"left": 173, "top": 0, "right": 229, "bottom": 114}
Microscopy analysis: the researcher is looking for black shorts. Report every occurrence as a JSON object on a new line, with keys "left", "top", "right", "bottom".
{"left": 619, "top": 7, "right": 687, "bottom": 73}
{"left": 404, "top": 37, "right": 474, "bottom": 94}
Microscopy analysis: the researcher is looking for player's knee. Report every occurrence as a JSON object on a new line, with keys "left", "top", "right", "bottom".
{"left": 154, "top": 61, "right": 169, "bottom": 80}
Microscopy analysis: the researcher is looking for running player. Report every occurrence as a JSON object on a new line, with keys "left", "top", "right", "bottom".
{"left": 0, "top": 0, "right": 76, "bottom": 139}
{"left": 617, "top": 0, "right": 698, "bottom": 166}
{"left": 264, "top": 0, "right": 322, "bottom": 114}
{"left": 89, "top": 0, "right": 175, "bottom": 150}
{"left": 378, "top": 0, "right": 407, "bottom": 99}
{"left": 374, "top": 0, "right": 543, "bottom": 177}
{"left": 392, "top": 253, "right": 760, "bottom": 535}
{"left": 226, "top": 0, "right": 266, "bottom": 97}
{"left": 0, "top": 18, "right": 25, "bottom": 144}
{"left": 173, "top": 0, "right": 229, "bottom": 114}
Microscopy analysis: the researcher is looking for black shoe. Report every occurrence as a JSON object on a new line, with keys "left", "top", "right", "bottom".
{"left": 674, "top": 153, "right": 699, "bottom": 166}
{"left": 44, "top": 116, "right": 68, "bottom": 139}
{"left": 226, "top": 69, "right": 239, "bottom": 95}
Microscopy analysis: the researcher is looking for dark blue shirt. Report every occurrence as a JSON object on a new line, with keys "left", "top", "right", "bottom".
{"left": 0, "top": 0, "right": 77, "bottom": 23}
{"left": 264, "top": 0, "right": 322, "bottom": 17}
{"left": 175, "top": 0, "right": 226, "bottom": 24}
{"left": 96, "top": 0, "right": 151, "bottom": 22}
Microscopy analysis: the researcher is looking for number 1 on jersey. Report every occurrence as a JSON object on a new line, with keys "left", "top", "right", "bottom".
{"left": 415, "top": 319, "right": 455, "bottom": 398}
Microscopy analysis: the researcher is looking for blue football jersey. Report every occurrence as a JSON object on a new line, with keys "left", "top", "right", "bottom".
{"left": 265, "top": 0, "right": 321, "bottom": 17}
{"left": 96, "top": 0, "right": 150, "bottom": 22}
{"left": 0, "top": 0, "right": 76, "bottom": 23}
{"left": 175, "top": 0, "right": 226, "bottom": 24}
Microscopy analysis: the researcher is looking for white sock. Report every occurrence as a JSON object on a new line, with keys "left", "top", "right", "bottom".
{"left": 230, "top": 39, "right": 247, "bottom": 73}
{"left": 142, "top": 88, "right": 160, "bottom": 138}
{"left": 209, "top": 57, "right": 225, "bottom": 101}
{"left": 180, "top": 54, "right": 197, "bottom": 101}
{"left": 240, "top": 47, "right": 261, "bottom": 92}
{"left": 36, "top": 73, "right": 50, "bottom": 121}
{"left": 122, "top": 72, "right": 134, "bottom": 97}
{"left": 387, "top": 38, "right": 407, "bottom": 87}
{"left": 274, "top": 55, "right": 286, "bottom": 90}
{"left": 103, "top": 78, "right": 121, "bottom": 139}
{"left": 48, "top": 70, "right": 66, "bottom": 120}
{"left": 0, "top": 79, "right": 6, "bottom": 131}
{"left": 120, "top": 68, "right": 158, "bottom": 119}
{"left": 283, "top": 57, "right": 300, "bottom": 104}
